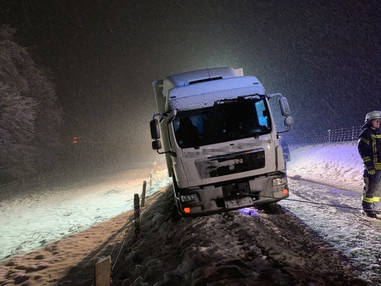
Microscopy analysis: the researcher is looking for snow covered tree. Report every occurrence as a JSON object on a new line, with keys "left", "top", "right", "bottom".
{"left": 0, "top": 25, "right": 63, "bottom": 181}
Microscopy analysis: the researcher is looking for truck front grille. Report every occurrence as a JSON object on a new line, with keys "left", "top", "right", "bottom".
{"left": 195, "top": 149, "right": 265, "bottom": 179}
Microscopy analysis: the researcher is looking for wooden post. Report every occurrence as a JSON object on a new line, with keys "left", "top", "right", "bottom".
{"left": 94, "top": 256, "right": 111, "bottom": 286}
{"left": 141, "top": 181, "right": 147, "bottom": 208}
{"left": 149, "top": 172, "right": 153, "bottom": 187}
{"left": 134, "top": 193, "right": 140, "bottom": 236}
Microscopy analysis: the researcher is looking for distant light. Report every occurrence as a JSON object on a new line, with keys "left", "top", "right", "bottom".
{"left": 72, "top": 136, "right": 78, "bottom": 144}
{"left": 183, "top": 207, "right": 191, "bottom": 214}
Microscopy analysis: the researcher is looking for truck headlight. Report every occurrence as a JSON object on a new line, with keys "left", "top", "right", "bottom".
{"left": 273, "top": 177, "right": 287, "bottom": 187}
{"left": 180, "top": 194, "right": 199, "bottom": 203}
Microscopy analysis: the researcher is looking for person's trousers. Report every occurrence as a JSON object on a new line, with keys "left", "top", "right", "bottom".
{"left": 362, "top": 170, "right": 381, "bottom": 212}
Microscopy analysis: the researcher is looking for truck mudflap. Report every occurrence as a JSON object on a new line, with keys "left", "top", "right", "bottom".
{"left": 174, "top": 172, "right": 289, "bottom": 217}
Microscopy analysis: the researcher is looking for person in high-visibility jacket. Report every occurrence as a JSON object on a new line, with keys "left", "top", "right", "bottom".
{"left": 358, "top": 110, "right": 381, "bottom": 218}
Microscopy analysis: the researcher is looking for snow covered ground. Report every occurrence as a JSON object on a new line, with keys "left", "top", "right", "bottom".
{"left": 286, "top": 140, "right": 364, "bottom": 192}
{"left": 0, "top": 140, "right": 370, "bottom": 261}
{"left": 284, "top": 140, "right": 381, "bottom": 284}
{"left": 0, "top": 165, "right": 171, "bottom": 261}
{"left": 1, "top": 140, "right": 380, "bottom": 284}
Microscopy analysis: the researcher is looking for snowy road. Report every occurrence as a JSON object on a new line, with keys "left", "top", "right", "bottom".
{"left": 281, "top": 178, "right": 381, "bottom": 284}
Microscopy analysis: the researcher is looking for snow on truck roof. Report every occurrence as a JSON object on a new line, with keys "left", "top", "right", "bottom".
{"left": 168, "top": 76, "right": 266, "bottom": 111}
{"left": 166, "top": 67, "right": 243, "bottom": 87}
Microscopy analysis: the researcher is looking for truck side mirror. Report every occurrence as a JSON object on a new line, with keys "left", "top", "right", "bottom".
{"left": 152, "top": 140, "right": 162, "bottom": 150}
{"left": 279, "top": 97, "right": 291, "bottom": 117}
{"left": 284, "top": 116, "right": 294, "bottom": 127}
{"left": 150, "top": 119, "right": 160, "bottom": 140}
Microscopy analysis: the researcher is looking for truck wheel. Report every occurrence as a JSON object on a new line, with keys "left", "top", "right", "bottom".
{"left": 258, "top": 203, "right": 281, "bottom": 214}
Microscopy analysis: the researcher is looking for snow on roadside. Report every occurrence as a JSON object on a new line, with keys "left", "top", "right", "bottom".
{"left": 0, "top": 166, "right": 171, "bottom": 261}
{"left": 287, "top": 140, "right": 364, "bottom": 192}
{"left": 283, "top": 141, "right": 381, "bottom": 284}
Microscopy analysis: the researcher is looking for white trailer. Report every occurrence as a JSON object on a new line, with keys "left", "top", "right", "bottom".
{"left": 150, "top": 67, "right": 293, "bottom": 216}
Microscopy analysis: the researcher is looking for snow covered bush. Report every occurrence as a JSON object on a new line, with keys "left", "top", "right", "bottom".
{"left": 0, "top": 25, "right": 63, "bottom": 182}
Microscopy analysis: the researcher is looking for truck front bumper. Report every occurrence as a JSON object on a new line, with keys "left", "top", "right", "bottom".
{"left": 176, "top": 171, "right": 289, "bottom": 217}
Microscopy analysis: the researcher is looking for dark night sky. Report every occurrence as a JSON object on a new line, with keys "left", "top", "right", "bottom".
{"left": 1, "top": 0, "right": 380, "bottom": 147}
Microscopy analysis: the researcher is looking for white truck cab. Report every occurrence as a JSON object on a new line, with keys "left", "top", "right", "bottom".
{"left": 150, "top": 67, "right": 293, "bottom": 216}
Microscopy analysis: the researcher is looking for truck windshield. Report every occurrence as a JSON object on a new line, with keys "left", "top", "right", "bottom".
{"left": 173, "top": 96, "right": 271, "bottom": 148}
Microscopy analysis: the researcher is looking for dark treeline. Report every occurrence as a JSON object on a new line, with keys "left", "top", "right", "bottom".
{"left": 0, "top": 25, "right": 63, "bottom": 182}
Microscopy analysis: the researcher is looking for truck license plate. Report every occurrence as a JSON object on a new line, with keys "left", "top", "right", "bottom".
{"left": 225, "top": 197, "right": 254, "bottom": 208}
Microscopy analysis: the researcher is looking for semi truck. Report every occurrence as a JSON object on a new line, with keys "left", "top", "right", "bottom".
{"left": 149, "top": 67, "right": 293, "bottom": 216}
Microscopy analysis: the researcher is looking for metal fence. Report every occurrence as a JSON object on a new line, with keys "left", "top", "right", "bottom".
{"left": 288, "top": 126, "right": 362, "bottom": 145}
